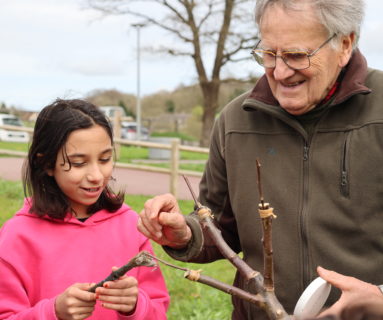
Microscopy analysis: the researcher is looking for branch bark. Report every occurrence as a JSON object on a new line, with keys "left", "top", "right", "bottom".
{"left": 143, "top": 251, "right": 265, "bottom": 308}
{"left": 88, "top": 251, "right": 156, "bottom": 292}
{"left": 195, "top": 205, "right": 290, "bottom": 320}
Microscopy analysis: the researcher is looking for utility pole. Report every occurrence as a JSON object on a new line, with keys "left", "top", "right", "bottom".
{"left": 131, "top": 23, "right": 145, "bottom": 140}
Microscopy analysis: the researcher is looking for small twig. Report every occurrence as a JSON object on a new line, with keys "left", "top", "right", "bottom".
{"left": 88, "top": 251, "right": 156, "bottom": 292}
{"left": 144, "top": 252, "right": 264, "bottom": 307}
{"left": 256, "top": 159, "right": 265, "bottom": 209}
{"left": 182, "top": 175, "right": 202, "bottom": 208}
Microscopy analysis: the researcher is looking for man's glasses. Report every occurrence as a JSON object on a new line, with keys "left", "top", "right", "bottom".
{"left": 251, "top": 34, "right": 336, "bottom": 71}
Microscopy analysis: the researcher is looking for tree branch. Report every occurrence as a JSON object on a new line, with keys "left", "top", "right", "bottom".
{"left": 256, "top": 159, "right": 277, "bottom": 290}
{"left": 143, "top": 251, "right": 265, "bottom": 307}
{"left": 88, "top": 251, "right": 156, "bottom": 292}
{"left": 183, "top": 174, "right": 290, "bottom": 320}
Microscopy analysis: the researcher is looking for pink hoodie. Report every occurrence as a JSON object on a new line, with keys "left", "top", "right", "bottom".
{"left": 0, "top": 200, "right": 169, "bottom": 320}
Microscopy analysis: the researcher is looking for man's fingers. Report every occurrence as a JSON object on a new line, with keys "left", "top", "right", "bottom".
{"left": 158, "top": 211, "right": 186, "bottom": 229}
{"left": 138, "top": 193, "right": 183, "bottom": 240}
{"left": 317, "top": 266, "right": 350, "bottom": 290}
{"left": 137, "top": 216, "right": 162, "bottom": 239}
{"left": 143, "top": 194, "right": 179, "bottom": 218}
{"left": 318, "top": 301, "right": 343, "bottom": 318}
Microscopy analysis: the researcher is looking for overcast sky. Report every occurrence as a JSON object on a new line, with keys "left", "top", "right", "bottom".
{"left": 1, "top": 0, "right": 382, "bottom": 111}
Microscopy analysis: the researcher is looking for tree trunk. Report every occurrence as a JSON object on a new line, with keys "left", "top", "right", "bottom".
{"left": 200, "top": 80, "right": 220, "bottom": 147}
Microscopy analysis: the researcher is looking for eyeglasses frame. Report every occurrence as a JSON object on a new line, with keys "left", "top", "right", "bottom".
{"left": 251, "top": 34, "right": 337, "bottom": 71}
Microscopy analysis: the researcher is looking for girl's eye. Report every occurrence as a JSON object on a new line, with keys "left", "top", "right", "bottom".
{"left": 100, "top": 157, "right": 112, "bottom": 163}
{"left": 71, "top": 162, "right": 85, "bottom": 167}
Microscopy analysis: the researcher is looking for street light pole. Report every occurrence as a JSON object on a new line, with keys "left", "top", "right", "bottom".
{"left": 132, "top": 23, "right": 145, "bottom": 140}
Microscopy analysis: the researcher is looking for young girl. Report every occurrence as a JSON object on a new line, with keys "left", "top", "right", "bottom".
{"left": 0, "top": 99, "right": 169, "bottom": 319}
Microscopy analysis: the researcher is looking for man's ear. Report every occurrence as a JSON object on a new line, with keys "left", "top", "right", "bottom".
{"left": 338, "top": 32, "right": 355, "bottom": 68}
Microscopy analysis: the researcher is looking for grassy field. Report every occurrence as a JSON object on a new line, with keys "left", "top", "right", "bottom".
{"left": 0, "top": 141, "right": 209, "bottom": 172}
{"left": 0, "top": 179, "right": 234, "bottom": 319}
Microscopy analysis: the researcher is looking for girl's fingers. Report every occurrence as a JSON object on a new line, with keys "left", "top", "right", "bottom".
{"left": 98, "top": 293, "right": 137, "bottom": 305}
{"left": 96, "top": 276, "right": 138, "bottom": 312}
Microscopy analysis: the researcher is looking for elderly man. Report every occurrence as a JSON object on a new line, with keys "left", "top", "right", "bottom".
{"left": 139, "top": 0, "right": 383, "bottom": 318}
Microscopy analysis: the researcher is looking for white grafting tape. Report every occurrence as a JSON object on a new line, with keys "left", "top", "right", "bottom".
{"left": 293, "top": 277, "right": 331, "bottom": 318}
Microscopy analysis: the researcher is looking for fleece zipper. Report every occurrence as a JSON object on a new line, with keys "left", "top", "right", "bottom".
{"left": 340, "top": 132, "right": 351, "bottom": 197}
{"left": 300, "top": 139, "right": 311, "bottom": 290}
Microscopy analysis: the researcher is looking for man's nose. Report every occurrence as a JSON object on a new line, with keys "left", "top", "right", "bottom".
{"left": 273, "top": 56, "right": 295, "bottom": 80}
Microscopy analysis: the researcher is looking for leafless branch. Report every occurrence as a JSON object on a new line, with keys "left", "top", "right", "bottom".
{"left": 88, "top": 251, "right": 156, "bottom": 292}
{"left": 183, "top": 175, "right": 290, "bottom": 320}
{"left": 145, "top": 251, "right": 265, "bottom": 307}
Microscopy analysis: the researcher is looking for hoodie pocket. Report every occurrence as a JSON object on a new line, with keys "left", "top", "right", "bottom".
{"left": 340, "top": 132, "right": 351, "bottom": 197}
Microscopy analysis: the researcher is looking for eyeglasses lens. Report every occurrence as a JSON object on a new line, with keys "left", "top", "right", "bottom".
{"left": 252, "top": 50, "right": 310, "bottom": 70}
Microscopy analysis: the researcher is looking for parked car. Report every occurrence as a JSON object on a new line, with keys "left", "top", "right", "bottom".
{"left": 121, "top": 122, "right": 149, "bottom": 140}
{"left": 0, "top": 114, "right": 30, "bottom": 143}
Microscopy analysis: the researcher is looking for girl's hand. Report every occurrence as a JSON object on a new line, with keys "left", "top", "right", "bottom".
{"left": 96, "top": 267, "right": 139, "bottom": 315}
{"left": 55, "top": 283, "right": 97, "bottom": 320}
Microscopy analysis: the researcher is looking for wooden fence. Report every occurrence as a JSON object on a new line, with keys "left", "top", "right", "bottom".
{"left": 0, "top": 123, "right": 209, "bottom": 197}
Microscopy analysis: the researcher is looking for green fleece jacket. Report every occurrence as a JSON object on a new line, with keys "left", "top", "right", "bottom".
{"left": 166, "top": 49, "right": 383, "bottom": 319}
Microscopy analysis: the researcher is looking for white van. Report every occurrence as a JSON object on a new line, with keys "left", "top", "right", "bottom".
{"left": 0, "top": 114, "right": 30, "bottom": 143}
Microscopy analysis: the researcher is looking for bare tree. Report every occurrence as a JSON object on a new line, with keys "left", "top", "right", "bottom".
{"left": 85, "top": 0, "right": 258, "bottom": 147}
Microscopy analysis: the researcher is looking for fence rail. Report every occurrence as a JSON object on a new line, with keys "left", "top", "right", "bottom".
{"left": 0, "top": 123, "right": 209, "bottom": 197}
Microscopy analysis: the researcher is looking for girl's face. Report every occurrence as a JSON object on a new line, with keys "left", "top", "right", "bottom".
{"left": 47, "top": 125, "right": 114, "bottom": 218}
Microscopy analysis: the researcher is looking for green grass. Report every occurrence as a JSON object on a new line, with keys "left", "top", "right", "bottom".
{"left": 151, "top": 131, "right": 196, "bottom": 142}
{"left": 0, "top": 141, "right": 29, "bottom": 153}
{"left": 0, "top": 142, "right": 208, "bottom": 172}
{"left": 0, "top": 180, "right": 234, "bottom": 319}
{"left": 118, "top": 145, "right": 208, "bottom": 161}
{"left": 115, "top": 144, "right": 208, "bottom": 172}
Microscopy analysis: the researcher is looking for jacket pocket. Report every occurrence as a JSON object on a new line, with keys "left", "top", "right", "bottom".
{"left": 340, "top": 132, "right": 351, "bottom": 197}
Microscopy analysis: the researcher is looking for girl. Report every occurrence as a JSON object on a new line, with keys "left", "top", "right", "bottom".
{"left": 0, "top": 99, "right": 169, "bottom": 319}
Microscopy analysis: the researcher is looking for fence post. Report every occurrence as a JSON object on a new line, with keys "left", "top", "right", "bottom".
{"left": 170, "top": 138, "right": 180, "bottom": 197}
{"left": 113, "top": 110, "right": 122, "bottom": 160}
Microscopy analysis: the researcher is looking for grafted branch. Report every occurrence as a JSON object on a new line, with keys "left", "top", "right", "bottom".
{"left": 183, "top": 174, "right": 290, "bottom": 320}
{"left": 257, "top": 159, "right": 277, "bottom": 290}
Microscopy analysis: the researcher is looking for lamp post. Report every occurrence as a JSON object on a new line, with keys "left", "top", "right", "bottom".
{"left": 132, "top": 23, "right": 145, "bottom": 140}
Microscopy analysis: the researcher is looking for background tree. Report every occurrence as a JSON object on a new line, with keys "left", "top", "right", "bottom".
{"left": 85, "top": 0, "right": 258, "bottom": 147}
{"left": 165, "top": 100, "right": 175, "bottom": 114}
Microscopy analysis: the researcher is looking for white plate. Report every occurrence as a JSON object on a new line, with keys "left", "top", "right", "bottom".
{"left": 293, "top": 277, "right": 331, "bottom": 318}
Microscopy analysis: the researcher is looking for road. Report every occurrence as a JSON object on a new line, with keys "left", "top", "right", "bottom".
{"left": 0, "top": 157, "right": 201, "bottom": 201}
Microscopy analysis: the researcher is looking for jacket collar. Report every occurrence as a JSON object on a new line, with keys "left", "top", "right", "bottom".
{"left": 246, "top": 48, "right": 371, "bottom": 108}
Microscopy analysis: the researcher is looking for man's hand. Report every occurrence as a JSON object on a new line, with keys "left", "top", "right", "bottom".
{"left": 340, "top": 294, "right": 383, "bottom": 320}
{"left": 317, "top": 266, "right": 383, "bottom": 319}
{"left": 138, "top": 193, "right": 192, "bottom": 248}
